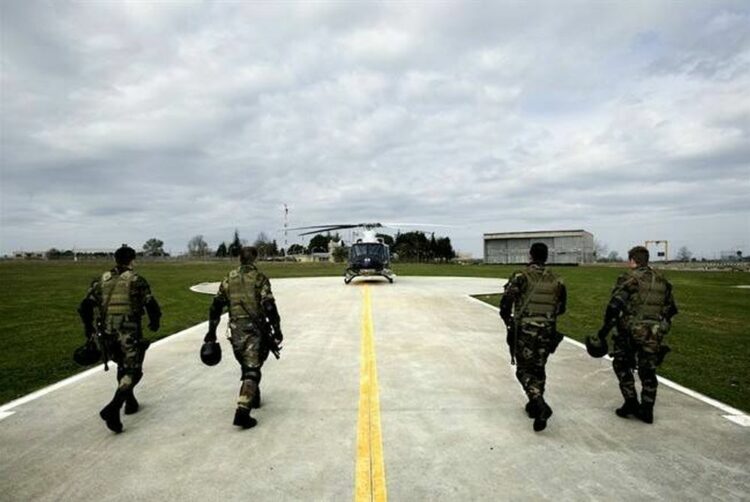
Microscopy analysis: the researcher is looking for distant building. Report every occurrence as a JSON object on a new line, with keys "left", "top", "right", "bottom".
{"left": 13, "top": 251, "right": 46, "bottom": 260}
{"left": 720, "top": 250, "right": 744, "bottom": 261}
{"left": 483, "top": 230, "right": 595, "bottom": 265}
{"left": 12, "top": 248, "right": 116, "bottom": 260}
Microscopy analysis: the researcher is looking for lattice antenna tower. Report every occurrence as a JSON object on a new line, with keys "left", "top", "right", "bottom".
{"left": 283, "top": 203, "right": 289, "bottom": 248}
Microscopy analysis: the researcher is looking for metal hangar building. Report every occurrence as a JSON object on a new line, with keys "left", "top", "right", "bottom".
{"left": 483, "top": 229, "right": 595, "bottom": 265}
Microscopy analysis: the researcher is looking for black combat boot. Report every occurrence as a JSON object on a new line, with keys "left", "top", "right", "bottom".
{"left": 233, "top": 408, "right": 257, "bottom": 429}
{"left": 99, "top": 392, "right": 126, "bottom": 433}
{"left": 251, "top": 388, "right": 261, "bottom": 409}
{"left": 524, "top": 400, "right": 535, "bottom": 419}
{"left": 124, "top": 392, "right": 139, "bottom": 415}
{"left": 532, "top": 398, "right": 553, "bottom": 432}
{"left": 615, "top": 398, "right": 640, "bottom": 419}
{"left": 639, "top": 402, "right": 654, "bottom": 424}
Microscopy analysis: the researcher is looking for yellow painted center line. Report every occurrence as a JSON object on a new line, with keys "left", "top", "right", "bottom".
{"left": 355, "top": 285, "right": 387, "bottom": 502}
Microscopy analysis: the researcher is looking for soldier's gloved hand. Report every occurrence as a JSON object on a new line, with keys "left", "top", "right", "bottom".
{"left": 204, "top": 331, "right": 217, "bottom": 343}
{"left": 273, "top": 329, "right": 283, "bottom": 345}
{"left": 148, "top": 319, "right": 160, "bottom": 332}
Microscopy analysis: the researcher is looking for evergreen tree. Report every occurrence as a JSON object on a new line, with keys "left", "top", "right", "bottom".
{"left": 288, "top": 243, "right": 306, "bottom": 255}
{"left": 228, "top": 230, "right": 242, "bottom": 257}
{"left": 308, "top": 233, "right": 340, "bottom": 252}
{"left": 142, "top": 238, "right": 165, "bottom": 256}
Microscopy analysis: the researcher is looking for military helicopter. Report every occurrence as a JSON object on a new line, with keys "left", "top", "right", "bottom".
{"left": 290, "top": 222, "right": 449, "bottom": 284}
{"left": 291, "top": 222, "right": 393, "bottom": 283}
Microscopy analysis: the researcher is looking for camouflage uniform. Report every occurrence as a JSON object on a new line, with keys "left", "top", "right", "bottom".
{"left": 500, "top": 263, "right": 567, "bottom": 401}
{"left": 209, "top": 264, "right": 277, "bottom": 411}
{"left": 608, "top": 266, "right": 677, "bottom": 405}
{"left": 80, "top": 265, "right": 160, "bottom": 394}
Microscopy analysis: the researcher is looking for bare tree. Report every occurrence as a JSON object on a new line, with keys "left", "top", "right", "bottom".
{"left": 254, "top": 232, "right": 278, "bottom": 258}
{"left": 187, "top": 235, "right": 209, "bottom": 257}
{"left": 676, "top": 246, "right": 692, "bottom": 262}
{"left": 594, "top": 240, "right": 609, "bottom": 261}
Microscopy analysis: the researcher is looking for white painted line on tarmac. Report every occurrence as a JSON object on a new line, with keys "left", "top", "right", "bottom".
{"left": 0, "top": 365, "right": 107, "bottom": 421}
{"left": 725, "top": 415, "right": 750, "bottom": 427}
{"left": 465, "top": 294, "right": 749, "bottom": 426}
{"left": 0, "top": 319, "right": 215, "bottom": 422}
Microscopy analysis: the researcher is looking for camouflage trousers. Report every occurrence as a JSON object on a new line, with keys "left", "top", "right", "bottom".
{"left": 97, "top": 326, "right": 146, "bottom": 393}
{"left": 228, "top": 324, "right": 269, "bottom": 410}
{"left": 514, "top": 323, "right": 556, "bottom": 401}
{"left": 612, "top": 323, "right": 662, "bottom": 404}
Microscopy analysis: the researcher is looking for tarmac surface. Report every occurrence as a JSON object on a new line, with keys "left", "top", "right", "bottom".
{"left": 1, "top": 276, "right": 748, "bottom": 501}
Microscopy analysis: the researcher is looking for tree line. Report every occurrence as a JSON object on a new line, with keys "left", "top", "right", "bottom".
{"left": 185, "top": 229, "right": 456, "bottom": 262}
{"left": 40, "top": 229, "right": 456, "bottom": 262}
{"left": 187, "top": 230, "right": 282, "bottom": 259}
{"left": 390, "top": 231, "right": 456, "bottom": 262}
{"left": 594, "top": 240, "right": 696, "bottom": 262}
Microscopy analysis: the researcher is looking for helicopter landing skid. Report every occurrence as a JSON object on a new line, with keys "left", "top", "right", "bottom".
{"left": 344, "top": 270, "right": 394, "bottom": 284}
{"left": 344, "top": 269, "right": 356, "bottom": 284}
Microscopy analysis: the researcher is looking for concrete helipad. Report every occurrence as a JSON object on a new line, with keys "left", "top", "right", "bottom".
{"left": 0, "top": 276, "right": 748, "bottom": 501}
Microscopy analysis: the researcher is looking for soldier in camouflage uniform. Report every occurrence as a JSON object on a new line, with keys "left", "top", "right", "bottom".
{"left": 499, "top": 243, "right": 567, "bottom": 432}
{"left": 205, "top": 246, "right": 283, "bottom": 429}
{"left": 78, "top": 245, "right": 161, "bottom": 433}
{"left": 598, "top": 246, "right": 677, "bottom": 424}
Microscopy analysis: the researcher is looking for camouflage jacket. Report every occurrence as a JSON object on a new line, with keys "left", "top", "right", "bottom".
{"left": 215, "top": 264, "right": 274, "bottom": 323}
{"left": 609, "top": 266, "right": 677, "bottom": 328}
{"left": 500, "top": 263, "right": 567, "bottom": 325}
{"left": 82, "top": 266, "right": 156, "bottom": 330}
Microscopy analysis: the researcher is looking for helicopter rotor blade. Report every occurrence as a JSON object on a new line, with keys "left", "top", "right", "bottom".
{"left": 296, "top": 225, "right": 360, "bottom": 236}
{"left": 290, "top": 222, "right": 386, "bottom": 235}
{"left": 288, "top": 224, "right": 354, "bottom": 231}
{"left": 382, "top": 222, "right": 455, "bottom": 228}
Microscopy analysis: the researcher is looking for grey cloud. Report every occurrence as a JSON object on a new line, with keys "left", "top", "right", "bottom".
{"left": 2, "top": 1, "right": 749, "bottom": 258}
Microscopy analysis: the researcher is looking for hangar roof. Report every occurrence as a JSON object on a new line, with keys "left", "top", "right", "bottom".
{"left": 483, "top": 229, "right": 592, "bottom": 240}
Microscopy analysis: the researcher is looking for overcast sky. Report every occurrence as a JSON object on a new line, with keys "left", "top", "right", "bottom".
{"left": 1, "top": 1, "right": 748, "bottom": 258}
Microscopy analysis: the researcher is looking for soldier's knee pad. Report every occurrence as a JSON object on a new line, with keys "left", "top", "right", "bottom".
{"left": 118, "top": 374, "right": 135, "bottom": 391}
{"left": 241, "top": 366, "right": 262, "bottom": 383}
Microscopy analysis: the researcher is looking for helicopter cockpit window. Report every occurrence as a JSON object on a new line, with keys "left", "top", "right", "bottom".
{"left": 351, "top": 243, "right": 387, "bottom": 259}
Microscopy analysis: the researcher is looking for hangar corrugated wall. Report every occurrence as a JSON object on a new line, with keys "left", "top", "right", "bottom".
{"left": 483, "top": 230, "right": 594, "bottom": 264}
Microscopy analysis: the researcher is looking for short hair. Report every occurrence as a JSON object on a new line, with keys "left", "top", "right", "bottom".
{"left": 628, "top": 246, "right": 649, "bottom": 266}
{"left": 114, "top": 244, "right": 136, "bottom": 266}
{"left": 530, "top": 242, "right": 548, "bottom": 263}
{"left": 239, "top": 246, "right": 258, "bottom": 265}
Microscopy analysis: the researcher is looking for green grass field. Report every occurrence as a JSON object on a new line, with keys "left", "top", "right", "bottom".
{"left": 1, "top": 261, "right": 748, "bottom": 412}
